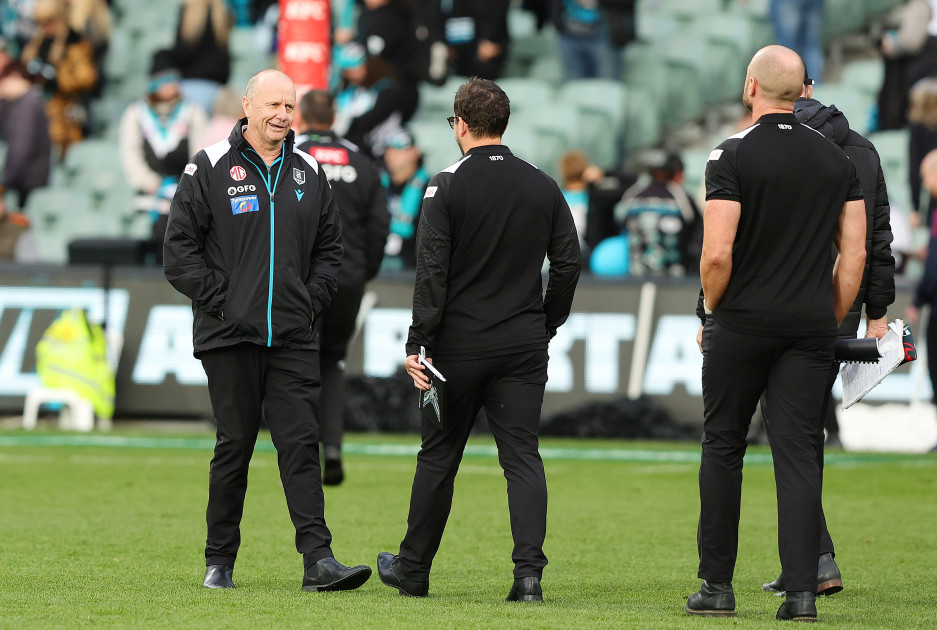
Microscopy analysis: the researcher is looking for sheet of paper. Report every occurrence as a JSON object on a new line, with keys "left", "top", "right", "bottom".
{"left": 841, "top": 319, "right": 904, "bottom": 409}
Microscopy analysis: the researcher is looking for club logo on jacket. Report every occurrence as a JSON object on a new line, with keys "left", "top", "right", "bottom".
{"left": 230, "top": 195, "right": 259, "bottom": 215}
{"left": 293, "top": 168, "right": 305, "bottom": 185}
{"left": 230, "top": 166, "right": 247, "bottom": 181}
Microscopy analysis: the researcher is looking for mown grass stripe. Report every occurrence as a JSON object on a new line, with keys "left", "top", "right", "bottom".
{"left": 0, "top": 434, "right": 934, "bottom": 466}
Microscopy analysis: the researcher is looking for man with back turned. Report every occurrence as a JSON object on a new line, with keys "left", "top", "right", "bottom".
{"left": 688, "top": 46, "right": 867, "bottom": 622}
{"left": 376, "top": 77, "right": 581, "bottom": 602}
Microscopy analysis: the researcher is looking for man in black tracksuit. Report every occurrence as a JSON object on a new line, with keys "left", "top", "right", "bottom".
{"left": 756, "top": 90, "right": 896, "bottom": 597}
{"left": 296, "top": 89, "right": 389, "bottom": 486}
{"left": 376, "top": 78, "right": 581, "bottom": 602}
{"left": 164, "top": 70, "right": 372, "bottom": 592}
{"left": 686, "top": 46, "right": 866, "bottom": 623}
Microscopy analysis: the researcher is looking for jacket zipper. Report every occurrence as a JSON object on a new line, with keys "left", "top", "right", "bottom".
{"left": 242, "top": 145, "right": 285, "bottom": 347}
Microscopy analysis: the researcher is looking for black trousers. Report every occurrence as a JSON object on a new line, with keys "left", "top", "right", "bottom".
{"left": 317, "top": 284, "right": 364, "bottom": 450}
{"left": 397, "top": 348, "right": 550, "bottom": 580}
{"left": 761, "top": 356, "right": 840, "bottom": 559}
{"left": 200, "top": 344, "right": 332, "bottom": 569}
{"left": 699, "top": 321, "right": 832, "bottom": 592}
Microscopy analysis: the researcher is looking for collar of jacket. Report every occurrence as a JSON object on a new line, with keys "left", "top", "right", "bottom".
{"left": 228, "top": 117, "right": 296, "bottom": 159}
{"left": 465, "top": 144, "right": 512, "bottom": 157}
{"left": 299, "top": 128, "right": 337, "bottom": 144}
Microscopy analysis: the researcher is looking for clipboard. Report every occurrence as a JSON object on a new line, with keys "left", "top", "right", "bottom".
{"left": 840, "top": 320, "right": 912, "bottom": 409}
{"left": 418, "top": 346, "right": 449, "bottom": 431}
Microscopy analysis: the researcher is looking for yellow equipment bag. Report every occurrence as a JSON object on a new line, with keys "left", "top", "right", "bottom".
{"left": 35, "top": 308, "right": 115, "bottom": 420}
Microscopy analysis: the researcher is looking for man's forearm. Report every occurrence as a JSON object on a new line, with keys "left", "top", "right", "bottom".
{"left": 833, "top": 252, "right": 866, "bottom": 325}
{"left": 700, "top": 257, "right": 731, "bottom": 311}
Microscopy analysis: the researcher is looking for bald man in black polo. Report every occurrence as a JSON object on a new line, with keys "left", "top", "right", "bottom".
{"left": 686, "top": 46, "right": 867, "bottom": 623}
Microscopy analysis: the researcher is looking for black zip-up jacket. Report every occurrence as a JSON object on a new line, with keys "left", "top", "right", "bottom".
{"left": 795, "top": 98, "right": 896, "bottom": 336}
{"left": 164, "top": 119, "right": 343, "bottom": 357}
{"left": 406, "top": 144, "right": 581, "bottom": 359}
{"left": 296, "top": 130, "right": 388, "bottom": 288}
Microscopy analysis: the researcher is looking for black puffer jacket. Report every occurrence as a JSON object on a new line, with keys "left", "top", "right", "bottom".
{"left": 794, "top": 97, "right": 896, "bottom": 336}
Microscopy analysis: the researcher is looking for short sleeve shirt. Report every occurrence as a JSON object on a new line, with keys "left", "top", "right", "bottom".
{"left": 704, "top": 112, "right": 863, "bottom": 337}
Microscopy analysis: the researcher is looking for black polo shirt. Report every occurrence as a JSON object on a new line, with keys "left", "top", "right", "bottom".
{"left": 705, "top": 112, "right": 863, "bottom": 337}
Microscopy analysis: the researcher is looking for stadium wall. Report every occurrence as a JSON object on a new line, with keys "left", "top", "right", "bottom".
{"left": 0, "top": 265, "right": 927, "bottom": 424}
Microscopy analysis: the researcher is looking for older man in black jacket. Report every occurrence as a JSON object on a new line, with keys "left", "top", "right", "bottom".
{"left": 758, "top": 83, "right": 896, "bottom": 598}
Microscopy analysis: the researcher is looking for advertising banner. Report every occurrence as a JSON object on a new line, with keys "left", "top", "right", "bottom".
{"left": 278, "top": 0, "right": 331, "bottom": 94}
{"left": 0, "top": 267, "right": 926, "bottom": 422}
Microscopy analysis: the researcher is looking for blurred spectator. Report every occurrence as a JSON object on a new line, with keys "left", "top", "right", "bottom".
{"left": 440, "top": 0, "right": 510, "bottom": 79}
{"left": 380, "top": 128, "right": 430, "bottom": 271}
{"left": 411, "top": 0, "right": 449, "bottom": 85}
{"left": 551, "top": 0, "right": 636, "bottom": 80}
{"left": 558, "top": 149, "right": 601, "bottom": 256}
{"left": 906, "top": 148, "right": 937, "bottom": 402}
{"left": 119, "top": 50, "right": 207, "bottom": 259}
{"left": 170, "top": 0, "right": 233, "bottom": 115}
{"left": 877, "top": 0, "right": 937, "bottom": 130}
{"left": 357, "top": 0, "right": 421, "bottom": 86}
{"left": 295, "top": 89, "right": 389, "bottom": 484}
{"left": 908, "top": 77, "right": 937, "bottom": 224}
{"left": 19, "top": 0, "right": 98, "bottom": 155}
{"left": 613, "top": 151, "right": 702, "bottom": 277}
{"left": 197, "top": 84, "right": 244, "bottom": 149}
{"left": 1, "top": 0, "right": 37, "bottom": 53}
{"left": 68, "top": 0, "right": 110, "bottom": 84}
{"left": 770, "top": 0, "right": 825, "bottom": 83}
{"left": 333, "top": 42, "right": 418, "bottom": 158}
{"left": 0, "top": 58, "right": 51, "bottom": 207}
{"left": 0, "top": 185, "right": 40, "bottom": 262}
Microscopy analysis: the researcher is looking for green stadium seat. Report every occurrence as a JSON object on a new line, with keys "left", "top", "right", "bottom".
{"left": 497, "top": 78, "right": 557, "bottom": 116}
{"left": 25, "top": 188, "right": 95, "bottom": 263}
{"left": 622, "top": 85, "right": 662, "bottom": 152}
{"left": 557, "top": 79, "right": 628, "bottom": 168}
{"left": 841, "top": 58, "right": 885, "bottom": 96}
{"left": 811, "top": 84, "right": 876, "bottom": 134}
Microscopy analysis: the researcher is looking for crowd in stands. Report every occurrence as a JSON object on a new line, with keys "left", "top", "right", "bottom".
{"left": 0, "top": 0, "right": 934, "bottom": 283}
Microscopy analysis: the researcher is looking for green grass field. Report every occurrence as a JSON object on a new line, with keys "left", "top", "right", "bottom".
{"left": 1, "top": 428, "right": 935, "bottom": 629}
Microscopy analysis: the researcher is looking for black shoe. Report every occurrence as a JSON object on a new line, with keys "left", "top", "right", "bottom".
{"left": 202, "top": 564, "right": 235, "bottom": 589}
{"left": 817, "top": 552, "right": 843, "bottom": 596}
{"left": 323, "top": 457, "right": 344, "bottom": 486}
{"left": 376, "top": 552, "right": 428, "bottom": 597}
{"left": 301, "top": 557, "right": 371, "bottom": 592}
{"left": 763, "top": 553, "right": 843, "bottom": 597}
{"left": 685, "top": 581, "right": 736, "bottom": 617}
{"left": 777, "top": 591, "right": 817, "bottom": 622}
{"left": 506, "top": 577, "right": 542, "bottom": 602}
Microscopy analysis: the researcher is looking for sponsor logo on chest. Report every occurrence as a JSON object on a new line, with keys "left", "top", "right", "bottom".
{"left": 230, "top": 166, "right": 247, "bottom": 181}
{"left": 230, "top": 195, "right": 260, "bottom": 215}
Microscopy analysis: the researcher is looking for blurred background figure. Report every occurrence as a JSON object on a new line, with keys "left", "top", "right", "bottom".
{"left": 333, "top": 42, "right": 418, "bottom": 158}
{"left": 67, "top": 0, "right": 111, "bottom": 96}
{"left": 551, "top": 0, "right": 636, "bottom": 80}
{"left": 0, "top": 185, "right": 40, "bottom": 262}
{"left": 878, "top": 0, "right": 937, "bottom": 131}
{"left": 908, "top": 77, "right": 937, "bottom": 225}
{"left": 119, "top": 49, "right": 207, "bottom": 261}
{"left": 295, "top": 89, "right": 389, "bottom": 485}
{"left": 907, "top": 148, "right": 937, "bottom": 404}
{"left": 770, "top": 0, "right": 825, "bottom": 83}
{"left": 614, "top": 151, "right": 702, "bottom": 277}
{"left": 170, "top": 0, "right": 232, "bottom": 115}
{"left": 558, "top": 149, "right": 600, "bottom": 258}
{"left": 19, "top": 0, "right": 98, "bottom": 156}
{"left": 440, "top": 0, "right": 510, "bottom": 79}
{"left": 380, "top": 128, "right": 430, "bottom": 272}
{"left": 0, "top": 58, "right": 51, "bottom": 208}
{"left": 197, "top": 84, "right": 244, "bottom": 149}
{"left": 357, "top": 0, "right": 421, "bottom": 91}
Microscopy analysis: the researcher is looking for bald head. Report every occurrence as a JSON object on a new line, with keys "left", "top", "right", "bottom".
{"left": 745, "top": 45, "right": 807, "bottom": 108}
{"left": 245, "top": 69, "right": 294, "bottom": 102}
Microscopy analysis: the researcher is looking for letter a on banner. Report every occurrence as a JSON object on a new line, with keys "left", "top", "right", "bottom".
{"left": 278, "top": 0, "right": 331, "bottom": 94}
